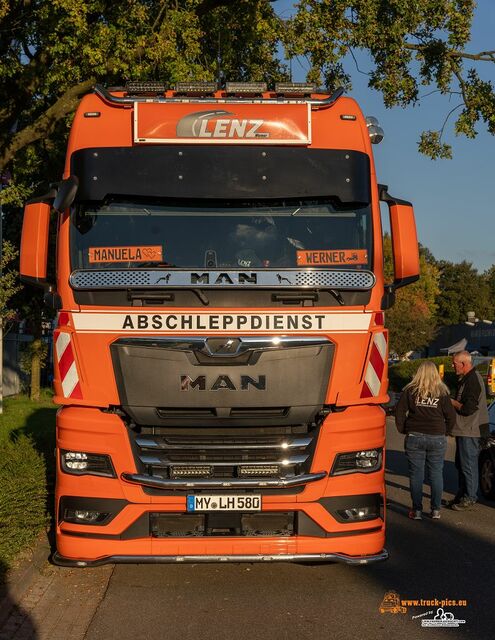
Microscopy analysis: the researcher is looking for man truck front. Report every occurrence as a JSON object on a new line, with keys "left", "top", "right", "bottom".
{"left": 20, "top": 81, "right": 419, "bottom": 566}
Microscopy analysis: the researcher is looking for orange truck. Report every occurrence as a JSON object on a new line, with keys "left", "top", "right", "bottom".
{"left": 20, "top": 81, "right": 419, "bottom": 566}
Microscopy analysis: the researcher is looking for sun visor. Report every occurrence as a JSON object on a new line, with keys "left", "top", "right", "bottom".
{"left": 70, "top": 146, "right": 370, "bottom": 203}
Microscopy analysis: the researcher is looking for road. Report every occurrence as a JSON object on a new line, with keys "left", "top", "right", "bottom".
{"left": 2, "top": 418, "right": 494, "bottom": 640}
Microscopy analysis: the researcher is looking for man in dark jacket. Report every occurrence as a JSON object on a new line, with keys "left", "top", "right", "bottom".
{"left": 450, "top": 351, "right": 489, "bottom": 510}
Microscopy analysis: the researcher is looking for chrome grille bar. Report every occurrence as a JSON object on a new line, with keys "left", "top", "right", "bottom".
{"left": 121, "top": 471, "right": 326, "bottom": 489}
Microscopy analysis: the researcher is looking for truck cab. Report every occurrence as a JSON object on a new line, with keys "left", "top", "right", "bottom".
{"left": 20, "top": 81, "right": 419, "bottom": 566}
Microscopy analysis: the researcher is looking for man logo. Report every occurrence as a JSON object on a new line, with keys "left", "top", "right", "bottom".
{"left": 176, "top": 111, "right": 267, "bottom": 139}
{"left": 180, "top": 375, "right": 266, "bottom": 391}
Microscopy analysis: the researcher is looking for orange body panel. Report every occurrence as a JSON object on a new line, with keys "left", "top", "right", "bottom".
{"left": 56, "top": 405, "right": 385, "bottom": 561}
{"left": 20, "top": 201, "right": 51, "bottom": 280}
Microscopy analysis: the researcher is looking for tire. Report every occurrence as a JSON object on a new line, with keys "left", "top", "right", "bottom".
{"left": 479, "top": 450, "right": 495, "bottom": 500}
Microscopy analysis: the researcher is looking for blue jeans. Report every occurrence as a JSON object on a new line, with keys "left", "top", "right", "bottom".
{"left": 405, "top": 433, "right": 447, "bottom": 511}
{"left": 455, "top": 436, "right": 480, "bottom": 502}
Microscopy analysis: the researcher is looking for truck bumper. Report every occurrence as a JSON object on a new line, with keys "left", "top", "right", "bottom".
{"left": 53, "top": 548, "right": 388, "bottom": 567}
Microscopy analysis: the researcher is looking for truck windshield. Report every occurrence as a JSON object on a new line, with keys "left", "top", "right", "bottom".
{"left": 70, "top": 200, "right": 372, "bottom": 270}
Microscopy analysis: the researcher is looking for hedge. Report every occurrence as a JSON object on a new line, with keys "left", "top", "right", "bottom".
{"left": 388, "top": 357, "right": 458, "bottom": 393}
{"left": 0, "top": 435, "right": 48, "bottom": 578}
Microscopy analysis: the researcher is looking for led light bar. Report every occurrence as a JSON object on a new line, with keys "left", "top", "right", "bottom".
{"left": 274, "top": 82, "right": 316, "bottom": 96}
{"left": 238, "top": 465, "right": 280, "bottom": 477}
{"left": 126, "top": 81, "right": 167, "bottom": 95}
{"left": 170, "top": 465, "right": 213, "bottom": 478}
{"left": 225, "top": 82, "right": 267, "bottom": 95}
{"left": 175, "top": 81, "right": 217, "bottom": 95}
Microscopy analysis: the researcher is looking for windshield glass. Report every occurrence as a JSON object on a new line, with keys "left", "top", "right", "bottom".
{"left": 70, "top": 200, "right": 372, "bottom": 270}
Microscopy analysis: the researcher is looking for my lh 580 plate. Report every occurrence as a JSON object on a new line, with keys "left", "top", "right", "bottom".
{"left": 187, "top": 495, "right": 261, "bottom": 512}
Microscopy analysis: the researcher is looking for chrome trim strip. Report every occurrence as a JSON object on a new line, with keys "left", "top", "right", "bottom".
{"left": 135, "top": 436, "right": 313, "bottom": 451}
{"left": 119, "top": 336, "right": 329, "bottom": 356}
{"left": 121, "top": 471, "right": 326, "bottom": 489}
{"left": 53, "top": 548, "right": 389, "bottom": 568}
{"left": 69, "top": 269, "right": 376, "bottom": 290}
{"left": 138, "top": 454, "right": 309, "bottom": 466}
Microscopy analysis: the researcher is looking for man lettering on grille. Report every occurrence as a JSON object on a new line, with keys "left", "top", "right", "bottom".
{"left": 449, "top": 351, "right": 489, "bottom": 511}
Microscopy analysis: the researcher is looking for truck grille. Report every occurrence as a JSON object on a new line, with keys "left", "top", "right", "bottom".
{"left": 133, "top": 426, "right": 317, "bottom": 482}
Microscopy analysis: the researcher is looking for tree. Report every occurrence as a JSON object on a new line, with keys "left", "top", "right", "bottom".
{"left": 383, "top": 235, "right": 440, "bottom": 357}
{"left": 485, "top": 265, "right": 495, "bottom": 309}
{"left": 284, "top": 0, "right": 495, "bottom": 159}
{"left": 435, "top": 260, "right": 494, "bottom": 325}
{"left": 0, "top": 241, "right": 21, "bottom": 328}
{"left": 0, "top": 0, "right": 284, "bottom": 206}
{"left": 1, "top": 0, "right": 494, "bottom": 199}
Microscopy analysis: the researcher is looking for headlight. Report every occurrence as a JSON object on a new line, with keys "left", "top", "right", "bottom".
{"left": 60, "top": 450, "right": 116, "bottom": 477}
{"left": 331, "top": 448, "right": 382, "bottom": 475}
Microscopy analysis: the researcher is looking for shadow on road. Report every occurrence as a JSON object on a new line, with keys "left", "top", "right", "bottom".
{"left": 0, "top": 560, "right": 38, "bottom": 640}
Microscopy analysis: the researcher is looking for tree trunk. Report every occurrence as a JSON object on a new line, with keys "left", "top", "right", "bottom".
{"left": 30, "top": 338, "right": 41, "bottom": 402}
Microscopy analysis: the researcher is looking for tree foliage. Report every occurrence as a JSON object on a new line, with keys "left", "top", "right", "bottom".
{"left": 383, "top": 235, "right": 440, "bottom": 357}
{"left": 0, "top": 241, "right": 21, "bottom": 327}
{"left": 1, "top": 0, "right": 494, "bottom": 203}
{"left": 284, "top": 0, "right": 495, "bottom": 160}
{"left": 435, "top": 259, "right": 494, "bottom": 326}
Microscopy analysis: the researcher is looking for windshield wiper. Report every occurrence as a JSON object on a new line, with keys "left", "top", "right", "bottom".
{"left": 135, "top": 262, "right": 177, "bottom": 268}
{"left": 328, "top": 289, "right": 345, "bottom": 305}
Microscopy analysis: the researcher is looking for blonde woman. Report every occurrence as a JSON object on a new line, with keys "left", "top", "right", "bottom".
{"left": 395, "top": 361, "right": 456, "bottom": 520}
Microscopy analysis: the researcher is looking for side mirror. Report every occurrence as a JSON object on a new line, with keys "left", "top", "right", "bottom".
{"left": 379, "top": 185, "right": 420, "bottom": 290}
{"left": 20, "top": 197, "right": 53, "bottom": 287}
{"left": 53, "top": 175, "right": 78, "bottom": 212}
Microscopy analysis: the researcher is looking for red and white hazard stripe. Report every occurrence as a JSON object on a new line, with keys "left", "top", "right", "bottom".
{"left": 361, "top": 332, "right": 387, "bottom": 398}
{"left": 54, "top": 330, "right": 82, "bottom": 399}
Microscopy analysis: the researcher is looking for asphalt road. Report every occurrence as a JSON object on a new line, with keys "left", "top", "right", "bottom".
{"left": 3, "top": 418, "right": 494, "bottom": 640}
{"left": 83, "top": 419, "right": 495, "bottom": 640}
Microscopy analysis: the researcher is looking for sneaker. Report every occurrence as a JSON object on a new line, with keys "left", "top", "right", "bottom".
{"left": 431, "top": 510, "right": 441, "bottom": 519}
{"left": 451, "top": 498, "right": 476, "bottom": 511}
{"left": 408, "top": 510, "right": 422, "bottom": 520}
{"left": 446, "top": 496, "right": 462, "bottom": 507}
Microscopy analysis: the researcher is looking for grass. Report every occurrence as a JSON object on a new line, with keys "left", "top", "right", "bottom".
{"left": 0, "top": 390, "right": 56, "bottom": 582}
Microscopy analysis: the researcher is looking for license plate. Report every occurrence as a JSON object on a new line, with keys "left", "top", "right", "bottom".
{"left": 187, "top": 494, "right": 261, "bottom": 512}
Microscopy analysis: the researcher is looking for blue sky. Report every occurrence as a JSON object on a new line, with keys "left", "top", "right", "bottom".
{"left": 274, "top": 1, "right": 495, "bottom": 272}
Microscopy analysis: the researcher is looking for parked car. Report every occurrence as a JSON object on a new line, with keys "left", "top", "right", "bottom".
{"left": 473, "top": 356, "right": 495, "bottom": 398}
{"left": 479, "top": 401, "right": 495, "bottom": 499}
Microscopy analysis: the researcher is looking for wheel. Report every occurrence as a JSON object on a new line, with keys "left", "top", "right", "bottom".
{"left": 479, "top": 450, "right": 495, "bottom": 499}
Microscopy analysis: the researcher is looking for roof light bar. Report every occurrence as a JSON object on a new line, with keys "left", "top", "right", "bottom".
{"left": 126, "top": 81, "right": 167, "bottom": 95}
{"left": 275, "top": 82, "right": 316, "bottom": 96}
{"left": 175, "top": 81, "right": 217, "bottom": 95}
{"left": 225, "top": 82, "right": 267, "bottom": 96}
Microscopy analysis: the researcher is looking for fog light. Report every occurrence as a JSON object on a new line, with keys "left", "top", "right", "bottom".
{"left": 337, "top": 506, "right": 379, "bottom": 521}
{"left": 64, "top": 509, "right": 108, "bottom": 524}
{"left": 61, "top": 450, "right": 116, "bottom": 477}
{"left": 331, "top": 448, "right": 382, "bottom": 475}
